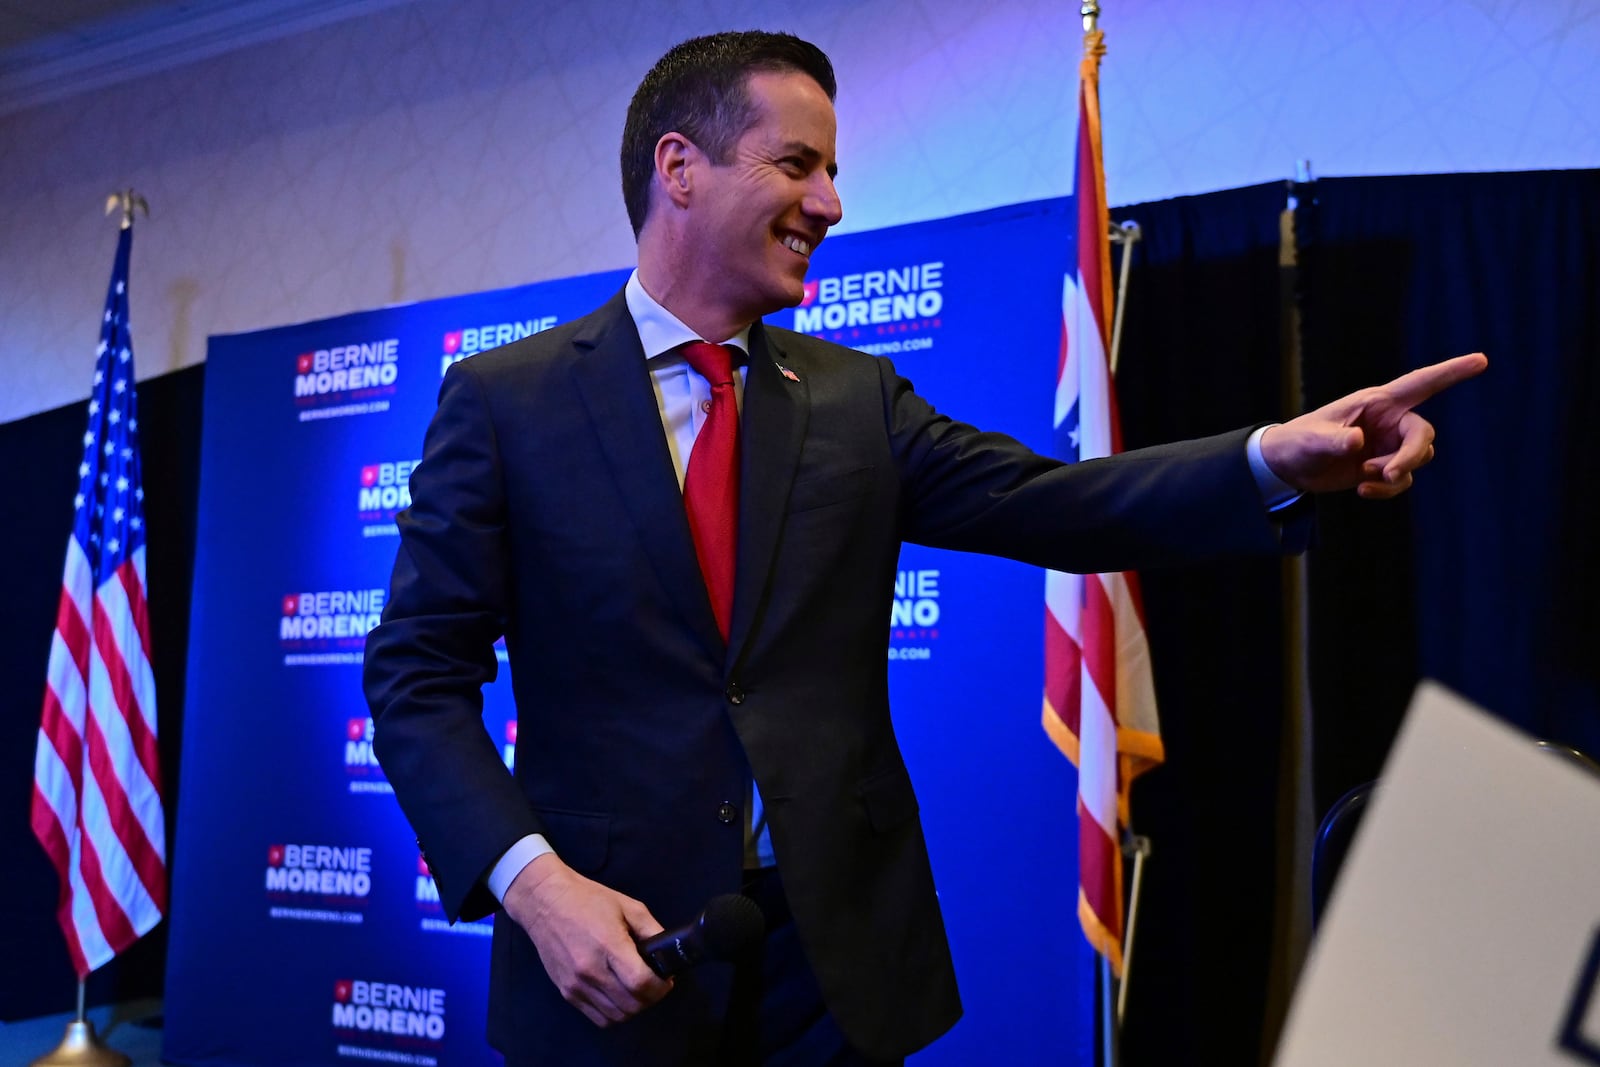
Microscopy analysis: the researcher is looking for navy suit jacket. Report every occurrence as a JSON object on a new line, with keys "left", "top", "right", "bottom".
{"left": 362, "top": 289, "right": 1300, "bottom": 1063}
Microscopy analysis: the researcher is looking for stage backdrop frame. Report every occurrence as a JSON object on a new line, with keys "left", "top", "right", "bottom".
{"left": 164, "top": 198, "right": 1095, "bottom": 1067}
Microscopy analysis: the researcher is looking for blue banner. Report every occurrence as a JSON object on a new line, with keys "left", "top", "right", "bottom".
{"left": 165, "top": 198, "right": 1092, "bottom": 1067}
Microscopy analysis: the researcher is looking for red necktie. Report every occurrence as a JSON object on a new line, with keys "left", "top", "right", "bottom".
{"left": 681, "top": 342, "right": 740, "bottom": 640}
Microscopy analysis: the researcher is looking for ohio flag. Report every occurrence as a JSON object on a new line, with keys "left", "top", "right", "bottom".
{"left": 1042, "top": 27, "right": 1163, "bottom": 976}
{"left": 30, "top": 225, "right": 167, "bottom": 977}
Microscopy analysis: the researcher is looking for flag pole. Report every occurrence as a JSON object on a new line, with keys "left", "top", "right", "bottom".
{"left": 1078, "top": 7, "right": 1121, "bottom": 1057}
{"left": 1079, "top": 2, "right": 1154, "bottom": 1060}
{"left": 28, "top": 190, "right": 154, "bottom": 1067}
{"left": 1100, "top": 955, "right": 1118, "bottom": 1067}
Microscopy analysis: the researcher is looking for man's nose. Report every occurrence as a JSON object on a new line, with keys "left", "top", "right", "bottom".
{"left": 806, "top": 174, "right": 843, "bottom": 227}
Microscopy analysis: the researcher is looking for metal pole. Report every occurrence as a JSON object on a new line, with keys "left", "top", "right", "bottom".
{"left": 1117, "top": 834, "right": 1152, "bottom": 1025}
{"left": 1104, "top": 215, "right": 1147, "bottom": 1043}
{"left": 1108, "top": 221, "right": 1141, "bottom": 375}
{"left": 1101, "top": 954, "right": 1118, "bottom": 1067}
{"left": 1258, "top": 159, "right": 1318, "bottom": 1063}
{"left": 1080, "top": 8, "right": 1147, "bottom": 1065}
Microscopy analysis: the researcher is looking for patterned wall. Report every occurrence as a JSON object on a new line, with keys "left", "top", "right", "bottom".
{"left": 0, "top": 0, "right": 1595, "bottom": 426}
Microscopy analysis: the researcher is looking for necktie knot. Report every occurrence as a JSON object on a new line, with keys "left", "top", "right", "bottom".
{"left": 683, "top": 341, "right": 735, "bottom": 388}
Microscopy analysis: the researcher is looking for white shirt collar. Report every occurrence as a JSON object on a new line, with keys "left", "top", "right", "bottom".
{"left": 625, "top": 270, "right": 751, "bottom": 361}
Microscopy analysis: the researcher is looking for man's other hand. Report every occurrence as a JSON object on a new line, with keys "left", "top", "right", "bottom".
{"left": 502, "top": 852, "right": 674, "bottom": 1027}
{"left": 1261, "top": 352, "right": 1488, "bottom": 499}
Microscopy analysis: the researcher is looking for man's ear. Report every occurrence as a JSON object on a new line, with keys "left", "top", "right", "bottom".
{"left": 655, "top": 132, "right": 696, "bottom": 210}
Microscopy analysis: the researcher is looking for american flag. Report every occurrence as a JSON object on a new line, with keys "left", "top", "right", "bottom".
{"left": 30, "top": 226, "right": 167, "bottom": 978}
{"left": 1041, "top": 27, "right": 1163, "bottom": 977}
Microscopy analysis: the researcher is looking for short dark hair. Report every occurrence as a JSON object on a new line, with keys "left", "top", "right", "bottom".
{"left": 620, "top": 31, "right": 837, "bottom": 237}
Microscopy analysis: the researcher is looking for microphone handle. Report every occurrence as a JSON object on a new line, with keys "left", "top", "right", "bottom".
{"left": 638, "top": 922, "right": 706, "bottom": 978}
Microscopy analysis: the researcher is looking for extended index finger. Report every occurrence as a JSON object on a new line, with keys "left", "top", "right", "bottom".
{"left": 1383, "top": 352, "right": 1488, "bottom": 408}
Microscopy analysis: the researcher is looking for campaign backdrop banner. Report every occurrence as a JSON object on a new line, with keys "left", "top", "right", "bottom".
{"left": 165, "top": 198, "right": 1093, "bottom": 1067}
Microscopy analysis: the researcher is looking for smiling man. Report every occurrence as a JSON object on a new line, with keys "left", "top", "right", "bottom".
{"left": 363, "top": 30, "right": 1484, "bottom": 1067}
{"left": 631, "top": 68, "right": 842, "bottom": 342}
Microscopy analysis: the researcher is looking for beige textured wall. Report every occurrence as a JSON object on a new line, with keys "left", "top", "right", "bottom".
{"left": 0, "top": 0, "right": 1594, "bottom": 425}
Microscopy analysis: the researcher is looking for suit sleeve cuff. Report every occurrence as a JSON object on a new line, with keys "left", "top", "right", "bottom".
{"left": 486, "top": 834, "right": 555, "bottom": 902}
{"left": 1247, "top": 425, "right": 1304, "bottom": 512}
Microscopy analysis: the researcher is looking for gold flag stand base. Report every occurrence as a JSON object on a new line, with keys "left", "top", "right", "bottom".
{"left": 30, "top": 980, "right": 134, "bottom": 1067}
{"left": 28, "top": 1019, "right": 131, "bottom": 1067}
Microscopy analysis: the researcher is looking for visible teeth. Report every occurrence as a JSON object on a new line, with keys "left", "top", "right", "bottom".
{"left": 783, "top": 235, "right": 812, "bottom": 256}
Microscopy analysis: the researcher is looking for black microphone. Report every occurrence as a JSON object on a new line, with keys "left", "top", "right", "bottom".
{"left": 637, "top": 894, "right": 765, "bottom": 977}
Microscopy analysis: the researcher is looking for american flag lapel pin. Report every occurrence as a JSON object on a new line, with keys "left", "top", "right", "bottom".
{"left": 776, "top": 363, "right": 800, "bottom": 383}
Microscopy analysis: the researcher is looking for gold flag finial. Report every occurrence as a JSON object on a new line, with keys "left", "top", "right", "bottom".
{"left": 103, "top": 189, "right": 149, "bottom": 231}
{"left": 1081, "top": 0, "right": 1100, "bottom": 33}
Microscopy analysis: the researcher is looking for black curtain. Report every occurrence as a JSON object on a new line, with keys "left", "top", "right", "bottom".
{"left": 1107, "top": 168, "right": 1600, "bottom": 1065}
{"left": 0, "top": 364, "right": 203, "bottom": 1020}
{"left": 1298, "top": 170, "right": 1600, "bottom": 813}
{"left": 1109, "top": 181, "right": 1293, "bottom": 1066}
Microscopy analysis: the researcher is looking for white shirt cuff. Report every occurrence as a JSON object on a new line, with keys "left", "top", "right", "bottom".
{"left": 1247, "top": 425, "right": 1303, "bottom": 512}
{"left": 486, "top": 833, "right": 555, "bottom": 902}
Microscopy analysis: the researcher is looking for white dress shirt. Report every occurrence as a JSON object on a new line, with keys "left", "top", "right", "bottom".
{"left": 488, "top": 272, "right": 772, "bottom": 902}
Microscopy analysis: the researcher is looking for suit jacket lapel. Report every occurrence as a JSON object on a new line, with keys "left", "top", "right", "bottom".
{"left": 728, "top": 323, "right": 809, "bottom": 663}
{"left": 568, "top": 291, "right": 725, "bottom": 660}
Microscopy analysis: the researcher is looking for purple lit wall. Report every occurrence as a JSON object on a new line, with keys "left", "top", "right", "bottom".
{"left": 1, "top": 0, "right": 1594, "bottom": 427}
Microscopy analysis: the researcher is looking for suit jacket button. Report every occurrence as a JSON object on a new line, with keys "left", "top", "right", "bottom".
{"left": 717, "top": 802, "right": 737, "bottom": 824}
{"left": 725, "top": 683, "right": 744, "bottom": 705}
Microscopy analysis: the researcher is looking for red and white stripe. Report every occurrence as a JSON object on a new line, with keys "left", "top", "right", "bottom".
{"left": 31, "top": 539, "right": 166, "bottom": 978}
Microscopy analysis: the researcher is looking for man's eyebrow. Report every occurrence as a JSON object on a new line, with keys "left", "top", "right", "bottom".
{"left": 779, "top": 141, "right": 839, "bottom": 179}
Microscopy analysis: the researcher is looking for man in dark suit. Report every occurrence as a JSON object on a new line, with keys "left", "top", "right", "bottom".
{"left": 362, "top": 30, "right": 1483, "bottom": 1067}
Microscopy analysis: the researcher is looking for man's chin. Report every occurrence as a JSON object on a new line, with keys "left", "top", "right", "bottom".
{"left": 777, "top": 274, "right": 811, "bottom": 309}
{"left": 734, "top": 274, "right": 809, "bottom": 321}
{"left": 753, "top": 282, "right": 807, "bottom": 315}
